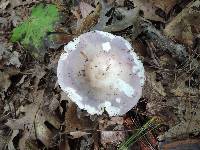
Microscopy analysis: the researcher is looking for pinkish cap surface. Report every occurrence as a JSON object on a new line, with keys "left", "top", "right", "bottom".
{"left": 57, "top": 30, "right": 145, "bottom": 116}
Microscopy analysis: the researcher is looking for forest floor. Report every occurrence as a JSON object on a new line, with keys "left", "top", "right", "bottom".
{"left": 0, "top": 0, "right": 200, "bottom": 149}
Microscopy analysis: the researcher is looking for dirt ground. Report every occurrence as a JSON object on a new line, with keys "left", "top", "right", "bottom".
{"left": 0, "top": 0, "right": 200, "bottom": 149}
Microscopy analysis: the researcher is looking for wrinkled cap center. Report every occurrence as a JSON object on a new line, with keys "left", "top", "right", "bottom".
{"left": 85, "top": 53, "right": 121, "bottom": 89}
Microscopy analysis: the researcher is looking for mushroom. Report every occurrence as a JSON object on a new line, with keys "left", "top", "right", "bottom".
{"left": 57, "top": 30, "right": 145, "bottom": 116}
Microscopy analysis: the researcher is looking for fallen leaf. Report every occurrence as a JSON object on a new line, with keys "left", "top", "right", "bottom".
{"left": 131, "top": 0, "right": 165, "bottom": 22}
{"left": 49, "top": 94, "right": 60, "bottom": 112}
{"left": 0, "top": 43, "right": 21, "bottom": 68}
{"left": 0, "top": 1, "right": 9, "bottom": 11}
{"left": 79, "top": 2, "right": 95, "bottom": 18}
{"left": 44, "top": 32, "right": 73, "bottom": 49}
{"left": 10, "top": 10, "right": 22, "bottom": 27}
{"left": 164, "top": 0, "right": 200, "bottom": 45}
{"left": 146, "top": 71, "right": 166, "bottom": 97}
{"left": 0, "top": 130, "right": 10, "bottom": 150}
{"left": 59, "top": 91, "right": 95, "bottom": 136}
{"left": 76, "top": 3, "right": 101, "bottom": 34}
{"left": 158, "top": 97, "right": 200, "bottom": 140}
{"left": 150, "top": 0, "right": 178, "bottom": 13}
{"left": 6, "top": 51, "right": 21, "bottom": 67}
{"left": 6, "top": 90, "right": 60, "bottom": 148}
{"left": 69, "top": 131, "right": 91, "bottom": 139}
{"left": 64, "top": 100, "right": 95, "bottom": 133}
{"left": 0, "top": 0, "right": 37, "bottom": 11}
{"left": 98, "top": 116, "right": 126, "bottom": 148}
{"left": 115, "top": 0, "right": 125, "bottom": 6}
{"left": 90, "top": 1, "right": 112, "bottom": 31}
{"left": 100, "top": 131, "right": 126, "bottom": 147}
{"left": 79, "top": 135, "right": 94, "bottom": 150}
{"left": 7, "top": 130, "right": 19, "bottom": 150}
{"left": 0, "top": 71, "right": 11, "bottom": 92}
{"left": 99, "top": 117, "right": 124, "bottom": 129}
{"left": 27, "top": 65, "right": 46, "bottom": 92}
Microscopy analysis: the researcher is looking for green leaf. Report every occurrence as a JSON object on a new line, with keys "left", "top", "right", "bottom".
{"left": 11, "top": 4, "right": 59, "bottom": 50}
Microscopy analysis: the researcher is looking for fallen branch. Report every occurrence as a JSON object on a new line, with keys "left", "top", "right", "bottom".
{"left": 142, "top": 24, "right": 200, "bottom": 75}
{"left": 142, "top": 25, "right": 187, "bottom": 62}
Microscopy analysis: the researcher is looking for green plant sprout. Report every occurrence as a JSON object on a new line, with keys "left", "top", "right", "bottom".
{"left": 118, "top": 117, "right": 160, "bottom": 150}
{"left": 11, "top": 4, "right": 59, "bottom": 55}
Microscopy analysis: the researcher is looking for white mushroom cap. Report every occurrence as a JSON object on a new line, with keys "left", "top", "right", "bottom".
{"left": 57, "top": 30, "right": 145, "bottom": 116}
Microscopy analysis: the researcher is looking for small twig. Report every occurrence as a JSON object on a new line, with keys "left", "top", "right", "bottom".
{"left": 142, "top": 23, "right": 200, "bottom": 76}
{"left": 142, "top": 24, "right": 187, "bottom": 62}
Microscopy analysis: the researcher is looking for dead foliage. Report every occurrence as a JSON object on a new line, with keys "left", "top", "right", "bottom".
{"left": 0, "top": 0, "right": 200, "bottom": 149}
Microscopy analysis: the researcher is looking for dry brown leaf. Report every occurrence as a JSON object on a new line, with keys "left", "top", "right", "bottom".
{"left": 79, "top": 2, "right": 95, "bottom": 18}
{"left": 0, "top": 0, "right": 36, "bottom": 10}
{"left": 104, "top": 7, "right": 143, "bottom": 35}
{"left": 0, "top": 71, "right": 11, "bottom": 92}
{"left": 64, "top": 100, "right": 95, "bottom": 133}
{"left": 98, "top": 116, "right": 126, "bottom": 147}
{"left": 7, "top": 0, "right": 21, "bottom": 8}
{"left": 0, "top": 67, "right": 18, "bottom": 93}
{"left": 158, "top": 73, "right": 200, "bottom": 139}
{"left": 69, "top": 131, "right": 91, "bottom": 139}
{"left": 143, "top": 69, "right": 175, "bottom": 122}
{"left": 100, "top": 131, "right": 126, "bottom": 147}
{"left": 0, "top": 43, "right": 21, "bottom": 68}
{"left": 131, "top": 0, "right": 164, "bottom": 22}
{"left": 79, "top": 135, "right": 94, "bottom": 149}
{"left": 76, "top": 3, "right": 101, "bottom": 34}
{"left": 0, "top": 130, "right": 11, "bottom": 150}
{"left": 91, "top": 1, "right": 112, "bottom": 31}
{"left": 19, "top": 137, "right": 39, "bottom": 150}
{"left": 27, "top": 65, "right": 46, "bottom": 92}
{"left": 92, "top": 5, "right": 144, "bottom": 39}
{"left": 115, "top": 0, "right": 125, "bottom": 6}
{"left": 7, "top": 130, "right": 19, "bottom": 150}
{"left": 164, "top": 0, "right": 200, "bottom": 45}
{"left": 59, "top": 139, "right": 70, "bottom": 150}
{"left": 0, "top": 0, "right": 24, "bottom": 12}
{"left": 150, "top": 0, "right": 178, "bottom": 13}
{"left": 49, "top": 94, "right": 60, "bottom": 112}
{"left": 146, "top": 71, "right": 166, "bottom": 97}
{"left": 6, "top": 90, "right": 60, "bottom": 148}
{"left": 73, "top": 2, "right": 96, "bottom": 34}
{"left": 170, "top": 81, "right": 199, "bottom": 97}
{"left": 159, "top": 98, "right": 200, "bottom": 140}
{"left": 99, "top": 117, "right": 124, "bottom": 129}
{"left": 0, "top": 1, "right": 9, "bottom": 11}
{"left": 60, "top": 91, "right": 95, "bottom": 135}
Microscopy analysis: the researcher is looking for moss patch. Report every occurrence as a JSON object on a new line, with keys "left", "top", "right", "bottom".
{"left": 11, "top": 4, "right": 59, "bottom": 57}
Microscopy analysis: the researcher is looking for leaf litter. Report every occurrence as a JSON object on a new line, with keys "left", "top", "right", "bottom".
{"left": 1, "top": 0, "right": 200, "bottom": 149}
{"left": 6, "top": 89, "right": 60, "bottom": 149}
